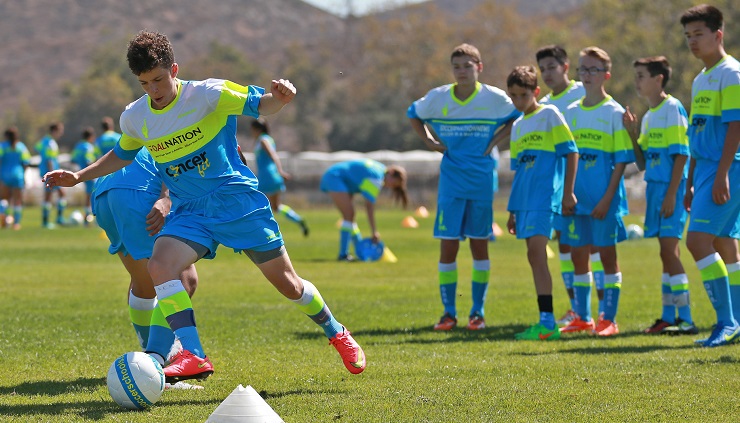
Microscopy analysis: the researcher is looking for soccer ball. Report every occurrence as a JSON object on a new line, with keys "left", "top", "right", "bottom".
{"left": 626, "top": 224, "right": 644, "bottom": 240}
{"left": 68, "top": 210, "right": 84, "bottom": 226}
{"left": 107, "top": 352, "right": 165, "bottom": 410}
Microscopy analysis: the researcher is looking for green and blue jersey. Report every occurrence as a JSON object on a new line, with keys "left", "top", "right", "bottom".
{"left": 0, "top": 140, "right": 31, "bottom": 181}
{"left": 540, "top": 80, "right": 585, "bottom": 112}
{"left": 637, "top": 95, "right": 689, "bottom": 183}
{"left": 95, "top": 130, "right": 121, "bottom": 157}
{"left": 35, "top": 135, "right": 59, "bottom": 175}
{"left": 564, "top": 96, "right": 635, "bottom": 216}
{"left": 322, "top": 159, "right": 387, "bottom": 203}
{"left": 71, "top": 141, "right": 97, "bottom": 170}
{"left": 688, "top": 55, "right": 740, "bottom": 162}
{"left": 115, "top": 78, "right": 263, "bottom": 203}
{"left": 408, "top": 82, "right": 520, "bottom": 201}
{"left": 508, "top": 104, "right": 578, "bottom": 213}
{"left": 93, "top": 148, "right": 162, "bottom": 200}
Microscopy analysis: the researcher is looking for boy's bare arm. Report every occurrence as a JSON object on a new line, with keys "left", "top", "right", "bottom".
{"left": 258, "top": 79, "right": 296, "bottom": 116}
{"left": 562, "top": 152, "right": 579, "bottom": 215}
{"left": 485, "top": 121, "right": 514, "bottom": 155}
{"left": 410, "top": 118, "right": 446, "bottom": 153}
{"left": 663, "top": 154, "right": 688, "bottom": 217}
{"left": 43, "top": 150, "right": 130, "bottom": 188}
{"left": 623, "top": 107, "right": 646, "bottom": 171}
{"left": 592, "top": 162, "right": 627, "bottom": 219}
{"left": 712, "top": 120, "right": 740, "bottom": 205}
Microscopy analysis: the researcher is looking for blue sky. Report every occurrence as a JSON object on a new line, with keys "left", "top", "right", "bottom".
{"left": 301, "top": 0, "right": 428, "bottom": 17}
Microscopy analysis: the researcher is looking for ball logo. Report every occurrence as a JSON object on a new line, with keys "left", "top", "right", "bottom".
{"left": 115, "top": 356, "right": 151, "bottom": 409}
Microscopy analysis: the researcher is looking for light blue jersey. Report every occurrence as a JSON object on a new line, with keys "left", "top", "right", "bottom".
{"left": 540, "top": 80, "right": 585, "bottom": 112}
{"left": 687, "top": 55, "right": 740, "bottom": 162}
{"left": 71, "top": 141, "right": 97, "bottom": 170}
{"left": 35, "top": 135, "right": 60, "bottom": 175}
{"left": 637, "top": 95, "right": 690, "bottom": 183}
{"left": 254, "top": 133, "right": 285, "bottom": 194}
{"left": 508, "top": 104, "right": 578, "bottom": 213}
{"left": 95, "top": 130, "right": 122, "bottom": 157}
{"left": 93, "top": 148, "right": 162, "bottom": 200}
{"left": 320, "top": 159, "right": 386, "bottom": 203}
{"left": 0, "top": 140, "right": 31, "bottom": 187}
{"left": 564, "top": 96, "right": 635, "bottom": 216}
{"left": 408, "top": 82, "right": 520, "bottom": 201}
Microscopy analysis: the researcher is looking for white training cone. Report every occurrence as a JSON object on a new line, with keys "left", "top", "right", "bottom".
{"left": 206, "top": 385, "right": 284, "bottom": 423}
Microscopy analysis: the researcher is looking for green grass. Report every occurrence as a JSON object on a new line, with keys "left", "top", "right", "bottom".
{"left": 1, "top": 207, "right": 739, "bottom": 422}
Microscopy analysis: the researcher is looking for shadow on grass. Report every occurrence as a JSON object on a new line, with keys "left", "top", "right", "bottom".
{"left": 291, "top": 324, "right": 532, "bottom": 343}
{"left": 0, "top": 378, "right": 221, "bottom": 421}
{"left": 688, "top": 355, "right": 740, "bottom": 365}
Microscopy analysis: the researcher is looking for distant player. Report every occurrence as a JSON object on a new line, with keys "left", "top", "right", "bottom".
{"left": 537, "top": 45, "right": 607, "bottom": 327}
{"left": 95, "top": 116, "right": 122, "bottom": 157}
{"left": 623, "top": 56, "right": 697, "bottom": 335}
{"left": 680, "top": 4, "right": 740, "bottom": 347}
{"left": 560, "top": 46, "right": 635, "bottom": 337}
{"left": 250, "top": 118, "right": 309, "bottom": 236}
{"left": 320, "top": 159, "right": 408, "bottom": 261}
{"left": 44, "top": 30, "right": 367, "bottom": 381}
{"left": 0, "top": 127, "right": 31, "bottom": 230}
{"left": 408, "top": 43, "right": 520, "bottom": 331}
{"left": 505, "top": 66, "right": 578, "bottom": 341}
{"left": 71, "top": 127, "right": 98, "bottom": 225}
{"left": 36, "top": 122, "right": 67, "bottom": 228}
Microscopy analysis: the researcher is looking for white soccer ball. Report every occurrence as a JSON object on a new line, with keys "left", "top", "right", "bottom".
{"left": 626, "top": 224, "right": 644, "bottom": 240}
{"left": 107, "top": 352, "right": 165, "bottom": 410}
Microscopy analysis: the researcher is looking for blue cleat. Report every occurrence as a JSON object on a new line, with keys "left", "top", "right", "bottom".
{"left": 701, "top": 323, "right": 740, "bottom": 347}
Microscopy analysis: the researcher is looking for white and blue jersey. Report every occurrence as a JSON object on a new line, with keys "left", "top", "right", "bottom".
{"left": 35, "top": 135, "right": 60, "bottom": 175}
{"left": 407, "top": 82, "right": 520, "bottom": 201}
{"left": 540, "top": 80, "right": 585, "bottom": 112}
{"left": 115, "top": 78, "right": 281, "bottom": 256}
{"left": 72, "top": 140, "right": 98, "bottom": 194}
{"left": 0, "top": 140, "right": 31, "bottom": 188}
{"left": 507, "top": 104, "right": 578, "bottom": 213}
{"left": 320, "top": 159, "right": 386, "bottom": 203}
{"left": 254, "top": 133, "right": 285, "bottom": 195}
{"left": 564, "top": 96, "right": 635, "bottom": 216}
{"left": 687, "top": 55, "right": 740, "bottom": 237}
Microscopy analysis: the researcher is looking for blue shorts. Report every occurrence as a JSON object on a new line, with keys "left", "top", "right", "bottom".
{"left": 644, "top": 180, "right": 687, "bottom": 239}
{"left": 434, "top": 197, "right": 492, "bottom": 240}
{"left": 92, "top": 189, "right": 158, "bottom": 260}
{"left": 552, "top": 213, "right": 568, "bottom": 233}
{"left": 159, "top": 186, "right": 284, "bottom": 259}
{"left": 319, "top": 169, "right": 349, "bottom": 193}
{"left": 257, "top": 170, "right": 285, "bottom": 195}
{"left": 560, "top": 214, "right": 627, "bottom": 247}
{"left": 1, "top": 174, "right": 24, "bottom": 189}
{"left": 513, "top": 210, "right": 554, "bottom": 240}
{"left": 688, "top": 160, "right": 740, "bottom": 238}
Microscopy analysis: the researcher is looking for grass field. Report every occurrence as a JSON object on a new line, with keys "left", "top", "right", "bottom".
{"left": 1, "top": 206, "right": 739, "bottom": 422}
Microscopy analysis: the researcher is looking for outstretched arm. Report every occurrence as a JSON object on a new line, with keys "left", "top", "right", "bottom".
{"left": 43, "top": 150, "right": 131, "bottom": 188}
{"left": 258, "top": 79, "right": 296, "bottom": 116}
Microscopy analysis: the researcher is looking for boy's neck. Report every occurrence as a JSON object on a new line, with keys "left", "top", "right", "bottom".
{"left": 524, "top": 101, "right": 539, "bottom": 116}
{"left": 550, "top": 79, "right": 571, "bottom": 96}
{"left": 454, "top": 82, "right": 477, "bottom": 101}
{"left": 646, "top": 91, "right": 667, "bottom": 109}
{"left": 702, "top": 47, "right": 726, "bottom": 69}
{"left": 582, "top": 87, "right": 608, "bottom": 107}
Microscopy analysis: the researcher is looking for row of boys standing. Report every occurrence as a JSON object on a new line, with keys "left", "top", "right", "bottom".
{"left": 407, "top": 4, "right": 740, "bottom": 346}
{"left": 0, "top": 118, "right": 120, "bottom": 229}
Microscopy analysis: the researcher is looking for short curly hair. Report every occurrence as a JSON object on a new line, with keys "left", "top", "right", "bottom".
{"left": 127, "top": 30, "right": 175, "bottom": 75}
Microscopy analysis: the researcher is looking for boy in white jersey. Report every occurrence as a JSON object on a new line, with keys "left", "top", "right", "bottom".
{"left": 44, "top": 30, "right": 366, "bottom": 381}
{"left": 680, "top": 4, "right": 740, "bottom": 347}
{"left": 505, "top": 66, "right": 578, "bottom": 341}
{"left": 536, "top": 45, "right": 605, "bottom": 327}
{"left": 560, "top": 47, "right": 635, "bottom": 337}
{"left": 408, "top": 43, "right": 520, "bottom": 331}
{"left": 623, "top": 56, "right": 697, "bottom": 335}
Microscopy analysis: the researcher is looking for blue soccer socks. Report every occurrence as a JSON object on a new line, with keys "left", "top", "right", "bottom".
{"left": 697, "top": 253, "right": 736, "bottom": 327}
{"left": 602, "top": 272, "right": 622, "bottom": 323}
{"left": 573, "top": 272, "right": 593, "bottom": 322}
{"left": 438, "top": 262, "right": 458, "bottom": 317}
{"left": 470, "top": 260, "right": 490, "bottom": 317}
{"left": 155, "top": 280, "right": 205, "bottom": 359}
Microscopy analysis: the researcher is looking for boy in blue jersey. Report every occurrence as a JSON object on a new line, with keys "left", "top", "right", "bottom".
{"left": 623, "top": 56, "right": 697, "bottom": 335}
{"left": 71, "top": 127, "right": 98, "bottom": 225}
{"left": 559, "top": 47, "right": 635, "bottom": 337}
{"left": 36, "top": 122, "right": 67, "bottom": 228}
{"left": 44, "top": 30, "right": 366, "bottom": 381}
{"left": 505, "top": 66, "right": 578, "bottom": 341}
{"left": 93, "top": 148, "right": 200, "bottom": 389}
{"left": 250, "top": 118, "right": 309, "bottom": 237}
{"left": 408, "top": 43, "right": 520, "bottom": 331}
{"left": 95, "top": 116, "right": 122, "bottom": 157}
{"left": 320, "top": 159, "right": 408, "bottom": 261}
{"left": 680, "top": 4, "right": 740, "bottom": 347}
{"left": 0, "top": 127, "right": 31, "bottom": 230}
{"left": 536, "top": 45, "right": 591, "bottom": 327}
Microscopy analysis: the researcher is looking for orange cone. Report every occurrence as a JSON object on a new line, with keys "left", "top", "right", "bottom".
{"left": 414, "top": 206, "right": 429, "bottom": 218}
{"left": 401, "top": 216, "right": 419, "bottom": 228}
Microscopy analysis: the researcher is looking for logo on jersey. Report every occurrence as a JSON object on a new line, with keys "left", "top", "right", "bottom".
{"left": 165, "top": 151, "right": 211, "bottom": 179}
{"left": 580, "top": 152, "right": 598, "bottom": 170}
{"left": 645, "top": 151, "right": 661, "bottom": 168}
{"left": 518, "top": 154, "right": 537, "bottom": 170}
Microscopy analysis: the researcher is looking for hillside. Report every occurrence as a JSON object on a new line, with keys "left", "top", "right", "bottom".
{"left": 0, "top": 0, "right": 344, "bottom": 116}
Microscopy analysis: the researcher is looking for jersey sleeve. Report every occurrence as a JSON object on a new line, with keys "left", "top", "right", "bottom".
{"left": 550, "top": 109, "right": 577, "bottom": 157}
{"left": 358, "top": 177, "right": 383, "bottom": 203}
{"left": 667, "top": 103, "right": 690, "bottom": 157}
{"left": 216, "top": 80, "right": 264, "bottom": 118}
{"left": 612, "top": 110, "right": 635, "bottom": 164}
{"left": 721, "top": 68, "right": 740, "bottom": 123}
